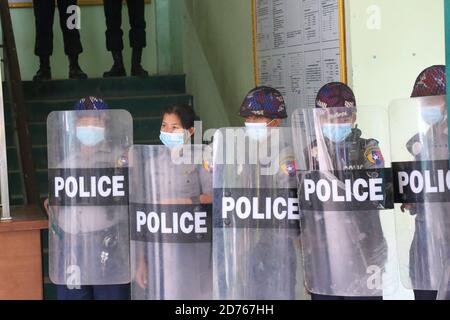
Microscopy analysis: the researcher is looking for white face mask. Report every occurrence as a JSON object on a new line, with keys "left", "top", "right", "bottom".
{"left": 245, "top": 120, "right": 274, "bottom": 141}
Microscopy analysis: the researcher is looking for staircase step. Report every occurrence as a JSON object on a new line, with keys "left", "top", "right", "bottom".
{"left": 4, "top": 94, "right": 193, "bottom": 124}
{"left": 2, "top": 75, "right": 186, "bottom": 101}
{"left": 3, "top": 75, "right": 189, "bottom": 207}
{"left": 6, "top": 146, "right": 47, "bottom": 171}
{"left": 3, "top": 75, "right": 189, "bottom": 301}
{"left": 7, "top": 117, "right": 163, "bottom": 150}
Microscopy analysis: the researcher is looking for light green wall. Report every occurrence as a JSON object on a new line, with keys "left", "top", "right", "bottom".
{"left": 181, "top": 0, "right": 445, "bottom": 129}
{"left": 345, "top": 0, "right": 445, "bottom": 107}
{"left": 5, "top": 1, "right": 444, "bottom": 124}
{"left": 181, "top": 0, "right": 255, "bottom": 129}
{"left": 4, "top": 0, "right": 252, "bottom": 131}
{"left": 346, "top": 0, "right": 445, "bottom": 300}
{"left": 4, "top": 4, "right": 158, "bottom": 80}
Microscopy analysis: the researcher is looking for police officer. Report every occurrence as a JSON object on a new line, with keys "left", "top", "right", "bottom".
{"left": 401, "top": 65, "right": 449, "bottom": 300}
{"left": 215, "top": 86, "right": 300, "bottom": 299}
{"left": 32, "top": 0, "right": 87, "bottom": 81}
{"left": 307, "top": 82, "right": 387, "bottom": 300}
{"left": 133, "top": 105, "right": 213, "bottom": 299}
{"left": 103, "top": 0, "right": 148, "bottom": 77}
{"left": 46, "top": 96, "right": 131, "bottom": 300}
{"left": 238, "top": 86, "right": 297, "bottom": 191}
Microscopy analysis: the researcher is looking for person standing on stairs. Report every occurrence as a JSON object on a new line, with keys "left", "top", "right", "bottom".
{"left": 32, "top": 0, "right": 88, "bottom": 81}
{"left": 103, "top": 0, "right": 149, "bottom": 77}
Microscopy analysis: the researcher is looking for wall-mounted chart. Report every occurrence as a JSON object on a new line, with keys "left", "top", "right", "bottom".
{"left": 252, "top": 0, "right": 347, "bottom": 115}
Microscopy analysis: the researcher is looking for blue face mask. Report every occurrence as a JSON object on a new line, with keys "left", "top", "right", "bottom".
{"left": 160, "top": 131, "right": 186, "bottom": 149}
{"left": 76, "top": 126, "right": 105, "bottom": 147}
{"left": 322, "top": 123, "right": 353, "bottom": 143}
{"left": 421, "top": 106, "right": 443, "bottom": 125}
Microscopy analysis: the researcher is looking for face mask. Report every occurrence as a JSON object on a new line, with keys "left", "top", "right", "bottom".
{"left": 76, "top": 126, "right": 105, "bottom": 147}
{"left": 160, "top": 131, "right": 186, "bottom": 149}
{"left": 245, "top": 120, "right": 274, "bottom": 141}
{"left": 421, "top": 106, "right": 444, "bottom": 125}
{"left": 322, "top": 123, "right": 352, "bottom": 143}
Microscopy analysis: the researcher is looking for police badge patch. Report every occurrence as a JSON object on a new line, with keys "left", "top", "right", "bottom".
{"left": 117, "top": 153, "right": 129, "bottom": 167}
{"left": 280, "top": 157, "right": 297, "bottom": 177}
{"left": 365, "top": 146, "right": 384, "bottom": 165}
{"left": 203, "top": 159, "right": 213, "bottom": 173}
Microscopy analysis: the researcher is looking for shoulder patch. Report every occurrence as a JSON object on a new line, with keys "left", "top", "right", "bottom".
{"left": 116, "top": 153, "right": 129, "bottom": 167}
{"left": 280, "top": 156, "right": 297, "bottom": 177}
{"left": 203, "top": 159, "right": 213, "bottom": 173}
{"left": 364, "top": 145, "right": 383, "bottom": 165}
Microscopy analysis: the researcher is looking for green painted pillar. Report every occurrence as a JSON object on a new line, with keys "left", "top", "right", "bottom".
{"left": 155, "top": 0, "right": 183, "bottom": 74}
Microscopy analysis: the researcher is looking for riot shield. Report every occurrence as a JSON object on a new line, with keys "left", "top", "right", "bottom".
{"left": 47, "top": 110, "right": 132, "bottom": 286}
{"left": 291, "top": 106, "right": 397, "bottom": 297}
{"left": 212, "top": 127, "right": 303, "bottom": 300}
{"left": 129, "top": 145, "right": 213, "bottom": 300}
{"left": 389, "top": 95, "right": 450, "bottom": 290}
{"left": 437, "top": 259, "right": 450, "bottom": 300}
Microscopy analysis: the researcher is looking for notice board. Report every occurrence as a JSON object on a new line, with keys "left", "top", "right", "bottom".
{"left": 252, "top": 0, "right": 347, "bottom": 115}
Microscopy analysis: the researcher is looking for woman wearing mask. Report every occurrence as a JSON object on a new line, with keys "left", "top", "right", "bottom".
{"left": 132, "top": 104, "right": 213, "bottom": 300}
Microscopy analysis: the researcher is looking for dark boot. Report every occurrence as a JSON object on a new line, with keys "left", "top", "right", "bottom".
{"left": 131, "top": 48, "right": 148, "bottom": 77}
{"left": 68, "top": 55, "right": 88, "bottom": 80}
{"left": 33, "top": 55, "right": 51, "bottom": 81}
{"left": 103, "top": 51, "right": 126, "bottom": 77}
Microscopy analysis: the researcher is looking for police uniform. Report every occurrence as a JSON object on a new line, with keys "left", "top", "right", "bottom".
{"left": 104, "top": 0, "right": 146, "bottom": 52}
{"left": 219, "top": 137, "right": 300, "bottom": 299}
{"left": 51, "top": 141, "right": 130, "bottom": 299}
{"left": 33, "top": 0, "right": 83, "bottom": 57}
{"left": 140, "top": 146, "right": 212, "bottom": 300}
{"left": 305, "top": 128, "right": 387, "bottom": 299}
{"left": 405, "top": 123, "right": 450, "bottom": 292}
{"left": 215, "top": 86, "right": 302, "bottom": 299}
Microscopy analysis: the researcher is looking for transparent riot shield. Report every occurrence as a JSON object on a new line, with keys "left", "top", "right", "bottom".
{"left": 129, "top": 145, "right": 213, "bottom": 300}
{"left": 437, "top": 259, "right": 450, "bottom": 300}
{"left": 212, "top": 127, "right": 303, "bottom": 300}
{"left": 47, "top": 110, "right": 132, "bottom": 286}
{"left": 389, "top": 95, "right": 450, "bottom": 291}
{"left": 292, "top": 106, "right": 397, "bottom": 297}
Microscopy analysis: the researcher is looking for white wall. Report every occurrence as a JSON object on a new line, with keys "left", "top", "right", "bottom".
{"left": 345, "top": 0, "right": 446, "bottom": 300}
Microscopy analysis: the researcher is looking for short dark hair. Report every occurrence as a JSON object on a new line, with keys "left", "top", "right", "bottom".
{"left": 161, "top": 104, "right": 199, "bottom": 129}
